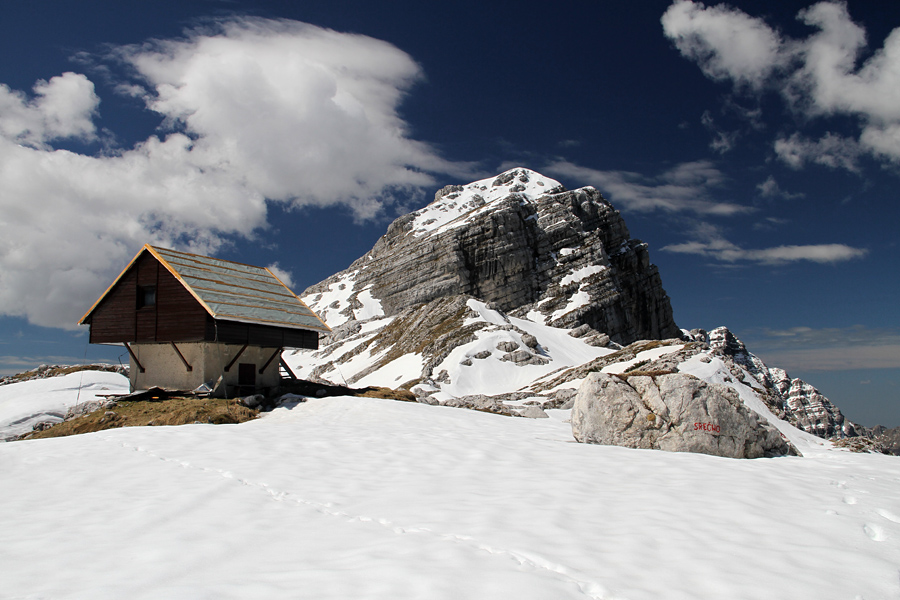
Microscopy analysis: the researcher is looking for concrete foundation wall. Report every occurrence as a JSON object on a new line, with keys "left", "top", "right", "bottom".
{"left": 129, "top": 342, "right": 283, "bottom": 396}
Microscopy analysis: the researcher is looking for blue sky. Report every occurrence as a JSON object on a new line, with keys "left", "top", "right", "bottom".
{"left": 1, "top": 0, "right": 898, "bottom": 427}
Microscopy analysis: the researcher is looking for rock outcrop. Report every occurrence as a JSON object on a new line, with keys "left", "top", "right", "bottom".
{"left": 302, "top": 168, "right": 679, "bottom": 346}
{"left": 571, "top": 372, "right": 795, "bottom": 458}
{"left": 705, "top": 327, "right": 856, "bottom": 438}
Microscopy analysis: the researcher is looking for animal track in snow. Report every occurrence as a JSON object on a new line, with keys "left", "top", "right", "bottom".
{"left": 111, "top": 439, "right": 611, "bottom": 599}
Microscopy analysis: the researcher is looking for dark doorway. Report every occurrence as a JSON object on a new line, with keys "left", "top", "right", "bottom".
{"left": 238, "top": 363, "right": 257, "bottom": 395}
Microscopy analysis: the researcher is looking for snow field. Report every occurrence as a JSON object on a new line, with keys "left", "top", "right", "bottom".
{"left": 0, "top": 371, "right": 129, "bottom": 440}
{"left": 1, "top": 396, "right": 899, "bottom": 600}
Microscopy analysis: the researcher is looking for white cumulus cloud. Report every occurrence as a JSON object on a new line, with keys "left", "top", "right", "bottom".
{"left": 662, "top": 1, "right": 900, "bottom": 168}
{"left": 661, "top": 0, "right": 787, "bottom": 90}
{"left": 0, "top": 18, "right": 470, "bottom": 330}
{"left": 0, "top": 72, "right": 99, "bottom": 146}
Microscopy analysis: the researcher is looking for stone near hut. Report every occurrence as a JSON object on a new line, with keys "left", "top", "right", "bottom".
{"left": 571, "top": 372, "right": 795, "bottom": 459}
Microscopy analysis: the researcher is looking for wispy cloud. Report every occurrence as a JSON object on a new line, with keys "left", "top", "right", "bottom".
{"left": 662, "top": 1, "right": 900, "bottom": 169}
{"left": 743, "top": 325, "right": 900, "bottom": 371}
{"left": 756, "top": 325, "right": 900, "bottom": 348}
{"left": 660, "top": 223, "right": 867, "bottom": 264}
{"left": 756, "top": 345, "right": 900, "bottom": 371}
{"left": 544, "top": 159, "right": 751, "bottom": 215}
{"left": 756, "top": 176, "right": 805, "bottom": 200}
{"left": 774, "top": 133, "right": 863, "bottom": 172}
{"left": 701, "top": 110, "right": 739, "bottom": 153}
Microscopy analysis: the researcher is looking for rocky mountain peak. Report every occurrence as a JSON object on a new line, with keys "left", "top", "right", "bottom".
{"left": 412, "top": 167, "right": 567, "bottom": 237}
{"left": 304, "top": 168, "right": 680, "bottom": 345}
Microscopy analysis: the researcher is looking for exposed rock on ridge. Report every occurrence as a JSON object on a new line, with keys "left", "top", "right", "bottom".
{"left": 705, "top": 327, "right": 857, "bottom": 438}
{"left": 640, "top": 326, "right": 862, "bottom": 440}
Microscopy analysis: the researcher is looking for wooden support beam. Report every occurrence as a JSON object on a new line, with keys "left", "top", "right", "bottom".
{"left": 170, "top": 342, "right": 193, "bottom": 372}
{"left": 279, "top": 358, "right": 297, "bottom": 380}
{"left": 123, "top": 342, "right": 145, "bottom": 373}
{"left": 224, "top": 344, "right": 248, "bottom": 373}
{"left": 260, "top": 347, "right": 282, "bottom": 374}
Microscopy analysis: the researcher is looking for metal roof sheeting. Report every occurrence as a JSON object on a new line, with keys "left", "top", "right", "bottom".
{"left": 143, "top": 245, "right": 330, "bottom": 332}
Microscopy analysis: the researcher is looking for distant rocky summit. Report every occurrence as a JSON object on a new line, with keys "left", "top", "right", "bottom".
{"left": 700, "top": 327, "right": 857, "bottom": 438}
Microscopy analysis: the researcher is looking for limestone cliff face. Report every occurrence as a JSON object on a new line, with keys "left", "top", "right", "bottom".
{"left": 302, "top": 168, "right": 679, "bottom": 346}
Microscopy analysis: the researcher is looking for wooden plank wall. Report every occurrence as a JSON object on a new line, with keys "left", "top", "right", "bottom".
{"left": 135, "top": 254, "right": 158, "bottom": 341}
{"left": 88, "top": 269, "right": 138, "bottom": 343}
{"left": 87, "top": 251, "right": 318, "bottom": 348}
{"left": 156, "top": 259, "right": 207, "bottom": 341}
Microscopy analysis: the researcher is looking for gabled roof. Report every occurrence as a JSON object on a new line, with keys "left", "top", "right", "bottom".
{"left": 80, "top": 245, "right": 331, "bottom": 333}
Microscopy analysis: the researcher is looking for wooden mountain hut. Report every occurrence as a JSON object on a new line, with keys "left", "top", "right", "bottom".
{"left": 79, "top": 245, "right": 330, "bottom": 397}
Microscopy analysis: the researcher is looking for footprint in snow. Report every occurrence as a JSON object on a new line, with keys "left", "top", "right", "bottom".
{"left": 843, "top": 496, "right": 858, "bottom": 505}
{"left": 863, "top": 523, "right": 887, "bottom": 542}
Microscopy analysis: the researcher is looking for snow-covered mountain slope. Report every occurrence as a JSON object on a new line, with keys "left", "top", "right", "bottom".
{"left": 697, "top": 326, "right": 860, "bottom": 439}
{"left": 288, "top": 293, "right": 857, "bottom": 449}
{"left": 2, "top": 392, "right": 898, "bottom": 600}
{"left": 286, "top": 298, "right": 620, "bottom": 403}
{"left": 0, "top": 370, "right": 129, "bottom": 441}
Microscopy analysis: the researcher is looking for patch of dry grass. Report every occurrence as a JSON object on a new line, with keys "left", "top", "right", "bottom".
{"left": 616, "top": 369, "right": 676, "bottom": 380}
{"left": 25, "top": 397, "right": 258, "bottom": 440}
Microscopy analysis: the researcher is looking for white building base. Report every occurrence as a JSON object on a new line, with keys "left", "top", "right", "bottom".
{"left": 128, "top": 342, "right": 283, "bottom": 397}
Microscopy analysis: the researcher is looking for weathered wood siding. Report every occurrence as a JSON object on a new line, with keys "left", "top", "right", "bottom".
{"left": 156, "top": 259, "right": 208, "bottom": 341}
{"left": 135, "top": 254, "right": 158, "bottom": 341}
{"left": 88, "top": 268, "right": 138, "bottom": 343}
{"left": 89, "top": 253, "right": 207, "bottom": 343}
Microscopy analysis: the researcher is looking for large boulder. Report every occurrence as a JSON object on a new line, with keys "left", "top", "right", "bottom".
{"left": 571, "top": 372, "right": 795, "bottom": 458}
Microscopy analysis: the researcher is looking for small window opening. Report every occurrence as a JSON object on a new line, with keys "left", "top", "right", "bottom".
{"left": 137, "top": 285, "right": 156, "bottom": 309}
